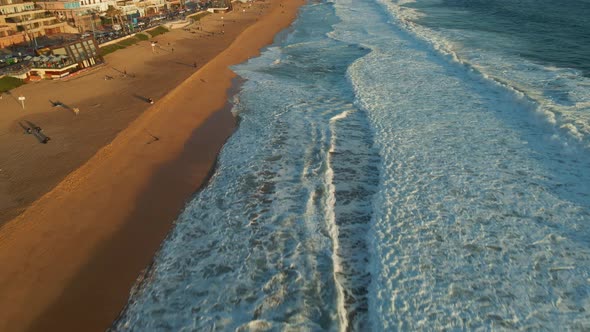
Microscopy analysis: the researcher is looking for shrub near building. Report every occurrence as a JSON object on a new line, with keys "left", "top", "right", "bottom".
{"left": 0, "top": 76, "right": 24, "bottom": 93}
{"left": 146, "top": 26, "right": 169, "bottom": 38}
{"left": 100, "top": 33, "right": 150, "bottom": 56}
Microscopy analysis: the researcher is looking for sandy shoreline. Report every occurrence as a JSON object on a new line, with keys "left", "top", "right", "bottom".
{"left": 0, "top": 1, "right": 305, "bottom": 331}
{"left": 0, "top": 3, "right": 265, "bottom": 226}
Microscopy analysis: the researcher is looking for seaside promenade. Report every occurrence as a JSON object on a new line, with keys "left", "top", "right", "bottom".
{"left": 0, "top": 0, "right": 305, "bottom": 331}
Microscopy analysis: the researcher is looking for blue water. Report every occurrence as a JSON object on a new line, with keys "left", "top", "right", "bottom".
{"left": 408, "top": 0, "right": 590, "bottom": 77}
{"left": 113, "top": 0, "right": 590, "bottom": 330}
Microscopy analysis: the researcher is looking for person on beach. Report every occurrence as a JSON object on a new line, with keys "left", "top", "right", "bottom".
{"left": 148, "top": 98, "right": 154, "bottom": 104}
{"left": 42, "top": 137, "right": 50, "bottom": 144}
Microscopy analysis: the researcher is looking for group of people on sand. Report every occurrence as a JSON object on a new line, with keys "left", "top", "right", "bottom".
{"left": 25, "top": 125, "right": 51, "bottom": 144}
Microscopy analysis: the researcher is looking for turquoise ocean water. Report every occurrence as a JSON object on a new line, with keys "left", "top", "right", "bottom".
{"left": 113, "top": 0, "right": 590, "bottom": 330}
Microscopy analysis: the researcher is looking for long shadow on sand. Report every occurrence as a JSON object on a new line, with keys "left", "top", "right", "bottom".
{"left": 49, "top": 100, "right": 72, "bottom": 110}
{"left": 131, "top": 93, "right": 152, "bottom": 104}
{"left": 171, "top": 60, "right": 198, "bottom": 68}
{"left": 18, "top": 121, "right": 30, "bottom": 134}
{"left": 5, "top": 91, "right": 24, "bottom": 108}
{"left": 22, "top": 121, "right": 50, "bottom": 143}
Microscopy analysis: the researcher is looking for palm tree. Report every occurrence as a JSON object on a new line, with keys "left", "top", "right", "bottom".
{"left": 106, "top": 5, "right": 132, "bottom": 33}
{"left": 105, "top": 5, "right": 122, "bottom": 26}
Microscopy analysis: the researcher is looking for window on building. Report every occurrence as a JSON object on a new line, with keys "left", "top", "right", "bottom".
{"left": 53, "top": 47, "right": 67, "bottom": 55}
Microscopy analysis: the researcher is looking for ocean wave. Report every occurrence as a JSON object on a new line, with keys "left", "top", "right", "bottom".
{"left": 373, "top": 0, "right": 590, "bottom": 150}
{"left": 113, "top": 2, "right": 378, "bottom": 330}
{"left": 331, "top": 0, "right": 590, "bottom": 329}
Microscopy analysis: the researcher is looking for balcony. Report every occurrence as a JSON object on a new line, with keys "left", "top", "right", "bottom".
{"left": 43, "top": 20, "right": 65, "bottom": 28}
{"left": 5, "top": 9, "right": 45, "bottom": 19}
{"left": 5, "top": 17, "right": 22, "bottom": 23}
{"left": 0, "top": 4, "right": 36, "bottom": 14}
{"left": 115, "top": 0, "right": 133, "bottom": 6}
{"left": 5, "top": 12, "right": 55, "bottom": 23}
{"left": 16, "top": 25, "right": 42, "bottom": 33}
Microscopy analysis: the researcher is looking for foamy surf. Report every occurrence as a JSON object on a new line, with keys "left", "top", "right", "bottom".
{"left": 332, "top": 0, "right": 590, "bottom": 329}
{"left": 113, "top": 3, "right": 375, "bottom": 330}
{"left": 114, "top": 0, "right": 590, "bottom": 330}
{"left": 375, "top": 0, "right": 590, "bottom": 150}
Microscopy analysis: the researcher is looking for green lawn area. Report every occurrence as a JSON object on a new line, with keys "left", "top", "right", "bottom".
{"left": 135, "top": 33, "right": 149, "bottom": 41}
{"left": 100, "top": 33, "right": 150, "bottom": 56}
{"left": 0, "top": 76, "right": 24, "bottom": 93}
{"left": 146, "top": 26, "right": 169, "bottom": 38}
{"left": 187, "top": 12, "right": 210, "bottom": 21}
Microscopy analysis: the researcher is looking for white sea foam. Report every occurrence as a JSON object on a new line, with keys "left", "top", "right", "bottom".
{"left": 113, "top": 3, "right": 377, "bottom": 330}
{"left": 374, "top": 0, "right": 590, "bottom": 149}
{"left": 331, "top": 0, "right": 590, "bottom": 329}
{"left": 325, "top": 111, "right": 347, "bottom": 330}
{"left": 114, "top": 0, "right": 590, "bottom": 330}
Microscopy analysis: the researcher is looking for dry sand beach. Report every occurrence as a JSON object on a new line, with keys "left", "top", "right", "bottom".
{"left": 0, "top": 2, "right": 279, "bottom": 225}
{"left": 0, "top": 0, "right": 305, "bottom": 331}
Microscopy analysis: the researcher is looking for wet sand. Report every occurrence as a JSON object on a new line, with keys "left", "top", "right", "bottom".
{"left": 0, "top": 0, "right": 305, "bottom": 331}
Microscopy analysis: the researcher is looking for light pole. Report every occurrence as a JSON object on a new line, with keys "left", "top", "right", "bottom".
{"left": 18, "top": 96, "right": 26, "bottom": 109}
{"left": 90, "top": 11, "right": 98, "bottom": 39}
{"left": 22, "top": 18, "right": 38, "bottom": 50}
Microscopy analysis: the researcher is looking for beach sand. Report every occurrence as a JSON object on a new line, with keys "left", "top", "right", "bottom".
{"left": 0, "top": 0, "right": 304, "bottom": 331}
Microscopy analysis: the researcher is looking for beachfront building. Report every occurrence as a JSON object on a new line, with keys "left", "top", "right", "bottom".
{"left": 134, "top": 0, "right": 160, "bottom": 17}
{"left": 80, "top": 0, "right": 117, "bottom": 14}
{"left": 25, "top": 36, "right": 102, "bottom": 79}
{"left": 165, "top": 0, "right": 182, "bottom": 12}
{"left": 136, "top": 0, "right": 186, "bottom": 17}
{"left": 37, "top": 0, "right": 109, "bottom": 32}
{"left": 114, "top": 0, "right": 143, "bottom": 18}
{"left": 0, "top": 0, "right": 69, "bottom": 48}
